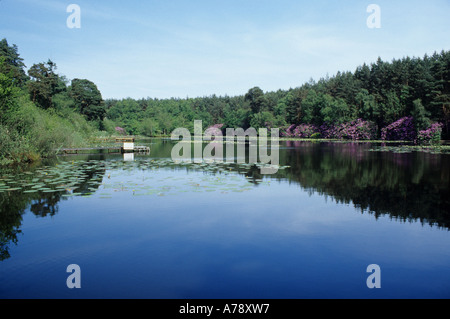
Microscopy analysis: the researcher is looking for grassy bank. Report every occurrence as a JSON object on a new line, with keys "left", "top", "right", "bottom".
{"left": 0, "top": 92, "right": 100, "bottom": 166}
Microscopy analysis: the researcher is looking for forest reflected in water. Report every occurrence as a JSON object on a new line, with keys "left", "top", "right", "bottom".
{"left": 1, "top": 139, "right": 449, "bottom": 263}
{"left": 278, "top": 140, "right": 450, "bottom": 229}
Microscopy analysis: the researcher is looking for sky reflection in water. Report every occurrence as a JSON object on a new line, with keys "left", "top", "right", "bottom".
{"left": 0, "top": 140, "right": 449, "bottom": 298}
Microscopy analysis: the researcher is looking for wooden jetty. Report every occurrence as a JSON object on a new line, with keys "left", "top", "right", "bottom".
{"left": 59, "top": 147, "right": 122, "bottom": 155}
{"left": 58, "top": 137, "right": 150, "bottom": 155}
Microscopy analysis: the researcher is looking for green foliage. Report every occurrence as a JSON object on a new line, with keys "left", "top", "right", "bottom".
{"left": 101, "top": 51, "right": 449, "bottom": 140}
{"left": 1, "top": 38, "right": 450, "bottom": 165}
{"left": 0, "top": 57, "right": 20, "bottom": 116}
{"left": 0, "top": 123, "right": 39, "bottom": 165}
{"left": 320, "top": 96, "right": 350, "bottom": 124}
{"left": 27, "top": 60, "right": 62, "bottom": 109}
{"left": 0, "top": 40, "right": 106, "bottom": 165}
{"left": 249, "top": 111, "right": 270, "bottom": 129}
{"left": 245, "top": 87, "right": 268, "bottom": 114}
{"left": 1, "top": 95, "right": 94, "bottom": 160}
{"left": 223, "top": 107, "right": 250, "bottom": 129}
{"left": 299, "top": 89, "right": 318, "bottom": 124}
{"left": 69, "top": 78, "right": 105, "bottom": 121}
{"left": 355, "top": 89, "right": 379, "bottom": 120}
{"left": 380, "top": 91, "right": 402, "bottom": 125}
{"left": 102, "top": 118, "right": 117, "bottom": 135}
{"left": 0, "top": 38, "right": 28, "bottom": 86}
{"left": 139, "top": 118, "right": 160, "bottom": 137}
{"left": 52, "top": 91, "right": 75, "bottom": 111}
{"left": 412, "top": 99, "right": 431, "bottom": 131}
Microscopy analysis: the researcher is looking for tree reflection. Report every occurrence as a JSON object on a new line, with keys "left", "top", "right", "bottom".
{"left": 0, "top": 160, "right": 106, "bottom": 260}
{"left": 278, "top": 142, "right": 450, "bottom": 228}
{"left": 1, "top": 141, "right": 449, "bottom": 261}
{"left": 0, "top": 192, "right": 24, "bottom": 261}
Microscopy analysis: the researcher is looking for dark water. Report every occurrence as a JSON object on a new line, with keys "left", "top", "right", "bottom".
{"left": 0, "top": 139, "right": 449, "bottom": 299}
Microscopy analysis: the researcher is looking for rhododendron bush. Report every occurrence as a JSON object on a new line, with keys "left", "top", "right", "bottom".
{"left": 417, "top": 123, "right": 443, "bottom": 145}
{"left": 281, "top": 119, "right": 377, "bottom": 140}
{"left": 381, "top": 117, "right": 416, "bottom": 141}
{"left": 279, "top": 116, "right": 444, "bottom": 145}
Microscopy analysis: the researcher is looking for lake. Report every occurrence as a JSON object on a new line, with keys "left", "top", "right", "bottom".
{"left": 0, "top": 138, "right": 449, "bottom": 299}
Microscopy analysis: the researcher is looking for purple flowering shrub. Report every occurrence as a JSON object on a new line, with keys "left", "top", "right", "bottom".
{"left": 318, "top": 123, "right": 340, "bottom": 138}
{"left": 205, "top": 124, "right": 224, "bottom": 135}
{"left": 280, "top": 124, "right": 319, "bottom": 138}
{"left": 293, "top": 124, "right": 319, "bottom": 138}
{"left": 280, "top": 117, "right": 443, "bottom": 143}
{"left": 417, "top": 123, "right": 443, "bottom": 145}
{"left": 207, "top": 124, "right": 224, "bottom": 130}
{"left": 319, "top": 119, "right": 377, "bottom": 140}
{"left": 337, "top": 119, "right": 377, "bottom": 140}
{"left": 115, "top": 127, "right": 126, "bottom": 135}
{"left": 280, "top": 124, "right": 298, "bottom": 137}
{"left": 280, "top": 119, "right": 377, "bottom": 140}
{"left": 381, "top": 117, "right": 416, "bottom": 141}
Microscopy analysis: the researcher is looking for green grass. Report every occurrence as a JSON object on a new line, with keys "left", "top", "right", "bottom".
{"left": 0, "top": 93, "right": 101, "bottom": 166}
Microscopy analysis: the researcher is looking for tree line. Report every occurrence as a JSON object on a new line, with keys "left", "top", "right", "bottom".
{"left": 105, "top": 51, "right": 450, "bottom": 140}
{"left": 1, "top": 37, "right": 449, "bottom": 164}
{"left": 0, "top": 38, "right": 102, "bottom": 164}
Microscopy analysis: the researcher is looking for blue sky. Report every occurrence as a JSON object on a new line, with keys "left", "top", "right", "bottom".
{"left": 1, "top": 0, "right": 449, "bottom": 99}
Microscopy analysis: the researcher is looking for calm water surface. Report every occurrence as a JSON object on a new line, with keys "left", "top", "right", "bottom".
{"left": 0, "top": 139, "right": 449, "bottom": 299}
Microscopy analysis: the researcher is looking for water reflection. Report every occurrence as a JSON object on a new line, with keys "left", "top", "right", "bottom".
{"left": 0, "top": 140, "right": 449, "bottom": 262}
{"left": 0, "top": 160, "right": 106, "bottom": 260}
{"left": 279, "top": 141, "right": 450, "bottom": 228}
{"left": 123, "top": 153, "right": 134, "bottom": 161}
